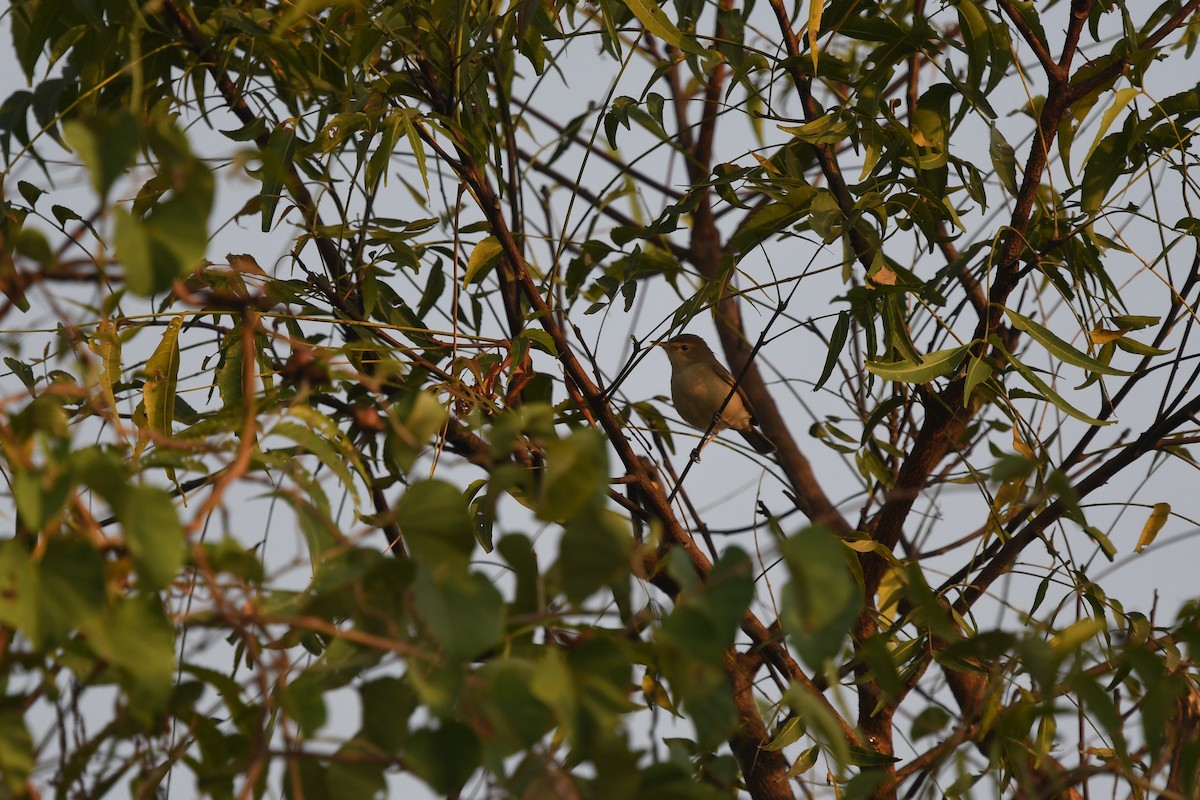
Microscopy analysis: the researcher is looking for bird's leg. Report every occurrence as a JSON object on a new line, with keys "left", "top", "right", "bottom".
{"left": 690, "top": 424, "right": 720, "bottom": 462}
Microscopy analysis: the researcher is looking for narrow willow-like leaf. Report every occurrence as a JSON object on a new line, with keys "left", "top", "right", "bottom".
{"left": 1084, "top": 87, "right": 1141, "bottom": 165}
{"left": 1004, "top": 308, "right": 1131, "bottom": 376}
{"left": 1004, "top": 350, "right": 1111, "bottom": 426}
{"left": 621, "top": 0, "right": 704, "bottom": 54}
{"left": 1136, "top": 502, "right": 1170, "bottom": 552}
{"left": 815, "top": 311, "right": 849, "bottom": 391}
{"left": 1115, "top": 336, "right": 1173, "bottom": 357}
{"left": 807, "top": 0, "right": 823, "bottom": 71}
{"left": 962, "top": 354, "right": 993, "bottom": 406}
{"left": 143, "top": 317, "right": 182, "bottom": 437}
{"left": 462, "top": 236, "right": 503, "bottom": 286}
{"left": 866, "top": 344, "right": 969, "bottom": 384}
{"left": 88, "top": 320, "right": 122, "bottom": 421}
{"left": 215, "top": 323, "right": 244, "bottom": 412}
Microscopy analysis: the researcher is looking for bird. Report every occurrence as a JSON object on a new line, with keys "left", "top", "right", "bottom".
{"left": 656, "top": 334, "right": 776, "bottom": 457}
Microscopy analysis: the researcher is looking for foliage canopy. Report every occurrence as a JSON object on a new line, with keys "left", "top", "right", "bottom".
{"left": 2, "top": 0, "right": 1200, "bottom": 797}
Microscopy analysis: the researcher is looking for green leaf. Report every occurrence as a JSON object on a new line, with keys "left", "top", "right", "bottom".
{"left": 620, "top": 0, "right": 704, "bottom": 55}
{"left": 273, "top": 491, "right": 340, "bottom": 571}
{"left": 415, "top": 566, "right": 504, "bottom": 663}
{"left": 782, "top": 682, "right": 851, "bottom": 767}
{"left": 405, "top": 723, "right": 481, "bottom": 794}
{"left": 115, "top": 208, "right": 156, "bottom": 295}
{"left": 1081, "top": 127, "right": 1133, "bottom": 214}
{"left": 397, "top": 108, "right": 429, "bottom": 192}
{"left": 282, "top": 758, "right": 331, "bottom": 800}
{"left": 462, "top": 236, "right": 504, "bottom": 286}
{"left": 397, "top": 481, "right": 477, "bottom": 569}
{"left": 120, "top": 486, "right": 185, "bottom": 592}
{"left": 910, "top": 705, "right": 951, "bottom": 740}
{"left": 809, "top": 188, "right": 845, "bottom": 244}
{"left": 116, "top": 115, "right": 213, "bottom": 294}
{"left": 815, "top": 311, "right": 850, "bottom": 391}
{"left": 558, "top": 510, "right": 632, "bottom": 605}
{"left": 1082, "top": 524, "right": 1117, "bottom": 561}
{"left": 260, "top": 124, "right": 298, "bottom": 232}
{"left": 779, "top": 113, "right": 853, "bottom": 145}
{"left": 955, "top": 0, "right": 992, "bottom": 94}
{"left": 360, "top": 677, "right": 416, "bottom": 754}
{"left": 659, "top": 547, "right": 754, "bottom": 663}
{"left": 1110, "top": 314, "right": 1159, "bottom": 330}
{"left": 539, "top": 428, "right": 608, "bottom": 522}
{"left": 278, "top": 675, "right": 327, "bottom": 738}
{"left": 763, "top": 715, "right": 804, "bottom": 751}
{"left": 0, "top": 698, "right": 33, "bottom": 798}
{"left": 0, "top": 541, "right": 38, "bottom": 643}
{"left": 912, "top": 84, "right": 955, "bottom": 150}
{"left": 866, "top": 344, "right": 969, "bottom": 383}
{"left": 86, "top": 320, "right": 122, "bottom": 420}
{"left": 38, "top": 536, "right": 106, "bottom": 645}
{"left": 326, "top": 748, "right": 386, "bottom": 799}
{"left": 475, "top": 659, "right": 555, "bottom": 751}
{"left": 963, "top": 354, "right": 993, "bottom": 407}
{"left": 86, "top": 595, "right": 176, "bottom": 717}
{"left": 727, "top": 189, "right": 815, "bottom": 254}
{"left": 219, "top": 116, "right": 267, "bottom": 142}
{"left": 1003, "top": 349, "right": 1112, "bottom": 426}
{"left": 4, "top": 357, "right": 35, "bottom": 392}
{"left": 15, "top": 142, "right": 47, "bottom": 191}
{"left": 273, "top": 414, "right": 363, "bottom": 503}
{"left": 215, "top": 323, "right": 245, "bottom": 412}
{"left": 1083, "top": 88, "right": 1141, "bottom": 165}
{"left": 143, "top": 317, "right": 183, "bottom": 439}
{"left": 786, "top": 744, "right": 820, "bottom": 777}
{"left": 386, "top": 391, "right": 448, "bottom": 474}
{"left": 1115, "top": 335, "right": 1172, "bottom": 357}
{"left": 61, "top": 111, "right": 139, "bottom": 197}
{"left": 1004, "top": 308, "right": 1132, "bottom": 376}
{"left": 780, "top": 527, "right": 863, "bottom": 669}
{"left": 989, "top": 125, "right": 1019, "bottom": 197}
{"left": 366, "top": 113, "right": 403, "bottom": 193}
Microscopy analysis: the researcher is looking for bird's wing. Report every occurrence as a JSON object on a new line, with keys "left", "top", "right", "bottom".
{"left": 715, "top": 360, "right": 759, "bottom": 419}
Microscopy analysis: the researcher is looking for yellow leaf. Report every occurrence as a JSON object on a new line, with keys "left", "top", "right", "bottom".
{"left": 877, "top": 565, "right": 904, "bottom": 625}
{"left": 227, "top": 253, "right": 267, "bottom": 275}
{"left": 1136, "top": 502, "right": 1170, "bottom": 552}
{"left": 870, "top": 266, "right": 897, "bottom": 286}
{"left": 143, "top": 318, "right": 183, "bottom": 438}
{"left": 622, "top": 0, "right": 705, "bottom": 55}
{"left": 750, "top": 151, "right": 780, "bottom": 175}
{"left": 912, "top": 128, "right": 934, "bottom": 147}
{"left": 463, "top": 236, "right": 504, "bottom": 286}
{"left": 87, "top": 320, "right": 122, "bottom": 422}
{"left": 808, "top": 0, "right": 823, "bottom": 72}
{"left": 1012, "top": 427, "right": 1035, "bottom": 459}
{"left": 641, "top": 670, "right": 674, "bottom": 712}
{"left": 1088, "top": 326, "right": 1124, "bottom": 345}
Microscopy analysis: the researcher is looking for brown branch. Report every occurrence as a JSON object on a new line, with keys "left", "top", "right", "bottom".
{"left": 515, "top": 146, "right": 693, "bottom": 262}
{"left": 422, "top": 125, "right": 864, "bottom": 781}
{"left": 161, "top": 0, "right": 345, "bottom": 284}
{"left": 955, "top": 389, "right": 1200, "bottom": 616}
{"left": 186, "top": 310, "right": 260, "bottom": 535}
{"left": 765, "top": 0, "right": 875, "bottom": 271}
{"left": 513, "top": 100, "right": 685, "bottom": 201}
{"left": 725, "top": 651, "right": 794, "bottom": 800}
{"left": 996, "top": 0, "right": 1063, "bottom": 79}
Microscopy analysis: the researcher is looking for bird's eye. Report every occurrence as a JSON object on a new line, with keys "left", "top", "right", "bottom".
{"left": 681, "top": 344, "right": 689, "bottom": 351}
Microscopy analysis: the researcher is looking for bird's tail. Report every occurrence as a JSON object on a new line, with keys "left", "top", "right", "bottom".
{"left": 739, "top": 428, "right": 776, "bottom": 455}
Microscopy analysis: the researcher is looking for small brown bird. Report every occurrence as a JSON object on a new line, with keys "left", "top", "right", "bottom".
{"left": 657, "top": 334, "right": 776, "bottom": 456}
